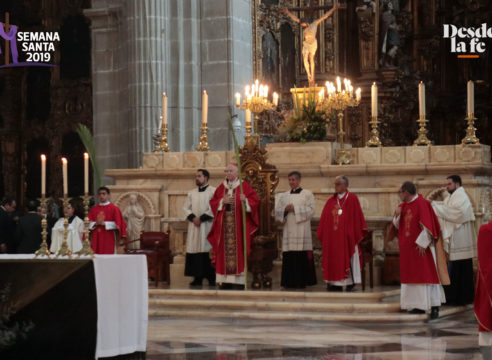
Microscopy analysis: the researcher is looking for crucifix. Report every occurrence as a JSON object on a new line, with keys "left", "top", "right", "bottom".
{"left": 280, "top": 1, "right": 346, "bottom": 86}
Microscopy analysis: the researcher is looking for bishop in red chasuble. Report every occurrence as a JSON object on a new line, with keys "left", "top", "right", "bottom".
{"left": 475, "top": 221, "right": 492, "bottom": 347}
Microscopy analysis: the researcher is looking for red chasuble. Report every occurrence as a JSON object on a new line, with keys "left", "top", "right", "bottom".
{"left": 317, "top": 192, "right": 367, "bottom": 282}
{"left": 89, "top": 202, "right": 127, "bottom": 254}
{"left": 475, "top": 221, "right": 492, "bottom": 333}
{"left": 397, "top": 195, "right": 441, "bottom": 284}
{"left": 207, "top": 181, "right": 259, "bottom": 276}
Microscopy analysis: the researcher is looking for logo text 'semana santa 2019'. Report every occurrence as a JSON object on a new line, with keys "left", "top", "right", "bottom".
{"left": 443, "top": 23, "right": 492, "bottom": 59}
{"left": 0, "top": 12, "right": 59, "bottom": 68}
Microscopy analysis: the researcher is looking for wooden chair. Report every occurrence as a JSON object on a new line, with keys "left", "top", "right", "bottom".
{"left": 359, "top": 230, "right": 374, "bottom": 291}
{"left": 124, "top": 231, "right": 171, "bottom": 287}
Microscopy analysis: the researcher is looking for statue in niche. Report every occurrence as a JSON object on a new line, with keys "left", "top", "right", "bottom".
{"left": 281, "top": 3, "right": 342, "bottom": 87}
{"left": 379, "top": 0, "right": 400, "bottom": 68}
{"left": 123, "top": 194, "right": 145, "bottom": 249}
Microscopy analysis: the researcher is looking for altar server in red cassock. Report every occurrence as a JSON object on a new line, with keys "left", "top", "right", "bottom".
{"left": 390, "top": 181, "right": 449, "bottom": 319}
{"left": 317, "top": 175, "right": 367, "bottom": 292}
{"left": 89, "top": 186, "right": 127, "bottom": 254}
{"left": 207, "top": 163, "right": 259, "bottom": 290}
{"left": 475, "top": 221, "right": 492, "bottom": 350}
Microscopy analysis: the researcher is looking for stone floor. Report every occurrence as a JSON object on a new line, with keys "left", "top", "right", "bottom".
{"left": 146, "top": 309, "right": 488, "bottom": 359}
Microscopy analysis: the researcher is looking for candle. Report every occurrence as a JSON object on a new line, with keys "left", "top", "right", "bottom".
{"left": 467, "top": 80, "right": 474, "bottom": 116}
{"left": 245, "top": 109, "right": 251, "bottom": 126}
{"left": 356, "top": 88, "right": 361, "bottom": 102}
{"left": 235, "top": 92, "right": 241, "bottom": 107}
{"left": 273, "top": 92, "right": 279, "bottom": 107}
{"left": 202, "top": 90, "right": 208, "bottom": 124}
{"left": 41, "top": 154, "right": 46, "bottom": 196}
{"left": 418, "top": 81, "right": 426, "bottom": 118}
{"left": 61, "top": 157, "right": 68, "bottom": 196}
{"left": 158, "top": 115, "right": 163, "bottom": 130}
{"left": 371, "top": 82, "right": 378, "bottom": 117}
{"left": 84, "top": 153, "right": 89, "bottom": 195}
{"left": 162, "top": 92, "right": 168, "bottom": 125}
{"left": 336, "top": 77, "right": 341, "bottom": 93}
{"left": 264, "top": 86, "right": 268, "bottom": 99}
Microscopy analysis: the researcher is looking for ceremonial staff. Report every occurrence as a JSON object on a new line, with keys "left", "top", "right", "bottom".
{"left": 228, "top": 111, "right": 249, "bottom": 290}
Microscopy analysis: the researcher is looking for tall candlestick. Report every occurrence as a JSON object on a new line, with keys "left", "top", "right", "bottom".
{"left": 202, "top": 90, "right": 208, "bottom": 124}
{"left": 61, "top": 157, "right": 68, "bottom": 196}
{"left": 41, "top": 154, "right": 46, "bottom": 196}
{"left": 83, "top": 153, "right": 89, "bottom": 195}
{"left": 371, "top": 83, "right": 378, "bottom": 117}
{"left": 162, "top": 92, "right": 168, "bottom": 125}
{"left": 418, "top": 81, "right": 426, "bottom": 118}
{"left": 467, "top": 80, "right": 474, "bottom": 116}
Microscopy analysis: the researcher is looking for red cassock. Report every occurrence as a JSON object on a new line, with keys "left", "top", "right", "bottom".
{"left": 397, "top": 195, "right": 441, "bottom": 284}
{"left": 207, "top": 181, "right": 259, "bottom": 277}
{"left": 317, "top": 192, "right": 367, "bottom": 282}
{"left": 475, "top": 221, "right": 492, "bottom": 333}
{"left": 89, "top": 202, "right": 127, "bottom": 254}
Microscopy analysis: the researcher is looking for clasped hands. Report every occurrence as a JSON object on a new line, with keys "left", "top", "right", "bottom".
{"left": 285, "top": 204, "right": 295, "bottom": 213}
{"left": 224, "top": 194, "right": 246, "bottom": 204}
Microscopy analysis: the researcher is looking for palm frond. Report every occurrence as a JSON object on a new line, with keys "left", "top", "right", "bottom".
{"left": 76, "top": 124, "right": 102, "bottom": 189}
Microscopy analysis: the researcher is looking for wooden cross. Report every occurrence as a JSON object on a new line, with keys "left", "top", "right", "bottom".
{"left": 285, "top": 0, "right": 346, "bottom": 15}
{"left": 3, "top": 12, "right": 12, "bottom": 66}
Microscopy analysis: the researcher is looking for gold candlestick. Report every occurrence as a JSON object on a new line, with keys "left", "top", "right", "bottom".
{"left": 154, "top": 124, "right": 170, "bottom": 152}
{"left": 56, "top": 196, "right": 72, "bottom": 258}
{"left": 413, "top": 115, "right": 431, "bottom": 146}
{"left": 366, "top": 116, "right": 382, "bottom": 147}
{"left": 35, "top": 196, "right": 50, "bottom": 258}
{"left": 462, "top": 113, "right": 480, "bottom": 145}
{"left": 195, "top": 123, "right": 210, "bottom": 151}
{"left": 76, "top": 194, "right": 94, "bottom": 258}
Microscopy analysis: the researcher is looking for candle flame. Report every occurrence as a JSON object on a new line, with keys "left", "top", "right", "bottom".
{"left": 61, "top": 157, "right": 67, "bottom": 164}
{"left": 84, "top": 152, "right": 89, "bottom": 159}
{"left": 41, "top": 154, "right": 46, "bottom": 161}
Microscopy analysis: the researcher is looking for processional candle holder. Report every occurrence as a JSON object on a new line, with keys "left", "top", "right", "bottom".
{"left": 154, "top": 123, "right": 170, "bottom": 152}
{"left": 76, "top": 194, "right": 94, "bottom": 258}
{"left": 195, "top": 124, "right": 210, "bottom": 151}
{"left": 235, "top": 81, "right": 278, "bottom": 147}
{"left": 413, "top": 115, "right": 431, "bottom": 146}
{"left": 35, "top": 196, "right": 50, "bottom": 258}
{"left": 461, "top": 113, "right": 480, "bottom": 145}
{"left": 366, "top": 116, "right": 382, "bottom": 147}
{"left": 56, "top": 196, "right": 72, "bottom": 258}
{"left": 320, "top": 77, "right": 361, "bottom": 165}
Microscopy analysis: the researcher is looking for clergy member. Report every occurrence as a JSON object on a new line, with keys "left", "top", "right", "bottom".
{"left": 317, "top": 175, "right": 367, "bottom": 292}
{"left": 207, "top": 163, "right": 259, "bottom": 290}
{"left": 431, "top": 175, "right": 475, "bottom": 305}
{"left": 89, "top": 186, "right": 127, "bottom": 254}
{"left": 183, "top": 169, "right": 216, "bottom": 287}
{"left": 275, "top": 171, "right": 316, "bottom": 289}
{"left": 390, "top": 181, "right": 448, "bottom": 319}
{"left": 474, "top": 220, "right": 492, "bottom": 355}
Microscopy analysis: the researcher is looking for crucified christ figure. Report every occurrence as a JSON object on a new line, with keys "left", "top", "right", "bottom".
{"left": 281, "top": 3, "right": 342, "bottom": 87}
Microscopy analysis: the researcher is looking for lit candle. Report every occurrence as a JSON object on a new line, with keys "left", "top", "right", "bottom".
{"left": 61, "top": 157, "right": 68, "bottom": 196}
{"left": 162, "top": 92, "right": 168, "bottom": 125}
{"left": 84, "top": 153, "right": 89, "bottom": 195}
{"left": 41, "top": 154, "right": 46, "bottom": 196}
{"left": 202, "top": 90, "right": 208, "bottom": 124}
{"left": 245, "top": 109, "right": 251, "bottom": 126}
{"left": 356, "top": 88, "right": 361, "bottom": 102}
{"left": 273, "top": 92, "right": 279, "bottom": 107}
{"left": 245, "top": 85, "right": 250, "bottom": 97}
{"left": 418, "top": 81, "right": 426, "bottom": 118}
{"left": 255, "top": 79, "right": 259, "bottom": 96}
{"left": 158, "top": 115, "right": 163, "bottom": 130}
{"left": 467, "top": 80, "right": 474, "bottom": 116}
{"left": 371, "top": 82, "right": 378, "bottom": 117}
{"left": 336, "top": 77, "right": 341, "bottom": 93}
{"left": 235, "top": 92, "right": 241, "bottom": 107}
{"left": 264, "top": 86, "right": 269, "bottom": 99}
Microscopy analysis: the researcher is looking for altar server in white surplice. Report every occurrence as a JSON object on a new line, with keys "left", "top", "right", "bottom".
{"left": 275, "top": 171, "right": 317, "bottom": 289}
{"left": 183, "top": 169, "right": 216, "bottom": 287}
{"left": 50, "top": 201, "right": 84, "bottom": 253}
{"left": 431, "top": 174, "right": 476, "bottom": 305}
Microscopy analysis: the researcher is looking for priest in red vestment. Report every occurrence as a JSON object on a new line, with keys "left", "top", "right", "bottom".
{"left": 390, "top": 181, "right": 448, "bottom": 319}
{"left": 317, "top": 175, "right": 367, "bottom": 292}
{"left": 89, "top": 186, "right": 127, "bottom": 254}
{"left": 207, "top": 163, "right": 259, "bottom": 290}
{"left": 475, "top": 221, "right": 492, "bottom": 349}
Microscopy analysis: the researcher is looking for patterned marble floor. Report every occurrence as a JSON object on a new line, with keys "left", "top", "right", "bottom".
{"left": 147, "top": 310, "right": 488, "bottom": 359}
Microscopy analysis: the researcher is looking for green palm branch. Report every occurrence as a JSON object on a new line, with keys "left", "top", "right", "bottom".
{"left": 76, "top": 124, "right": 102, "bottom": 190}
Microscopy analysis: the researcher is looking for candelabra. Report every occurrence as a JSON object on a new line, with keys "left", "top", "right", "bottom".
{"left": 56, "top": 196, "right": 72, "bottom": 258}
{"left": 235, "top": 80, "right": 278, "bottom": 146}
{"left": 76, "top": 194, "right": 94, "bottom": 258}
{"left": 153, "top": 123, "right": 170, "bottom": 152}
{"left": 461, "top": 113, "right": 480, "bottom": 145}
{"left": 195, "top": 124, "right": 210, "bottom": 151}
{"left": 366, "top": 116, "right": 382, "bottom": 147}
{"left": 320, "top": 77, "right": 361, "bottom": 165}
{"left": 35, "top": 196, "right": 50, "bottom": 258}
{"left": 413, "top": 115, "right": 431, "bottom": 146}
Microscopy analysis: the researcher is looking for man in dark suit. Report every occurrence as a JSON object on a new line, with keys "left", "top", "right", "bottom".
{"left": 16, "top": 200, "right": 43, "bottom": 254}
{"left": 0, "top": 196, "right": 17, "bottom": 253}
